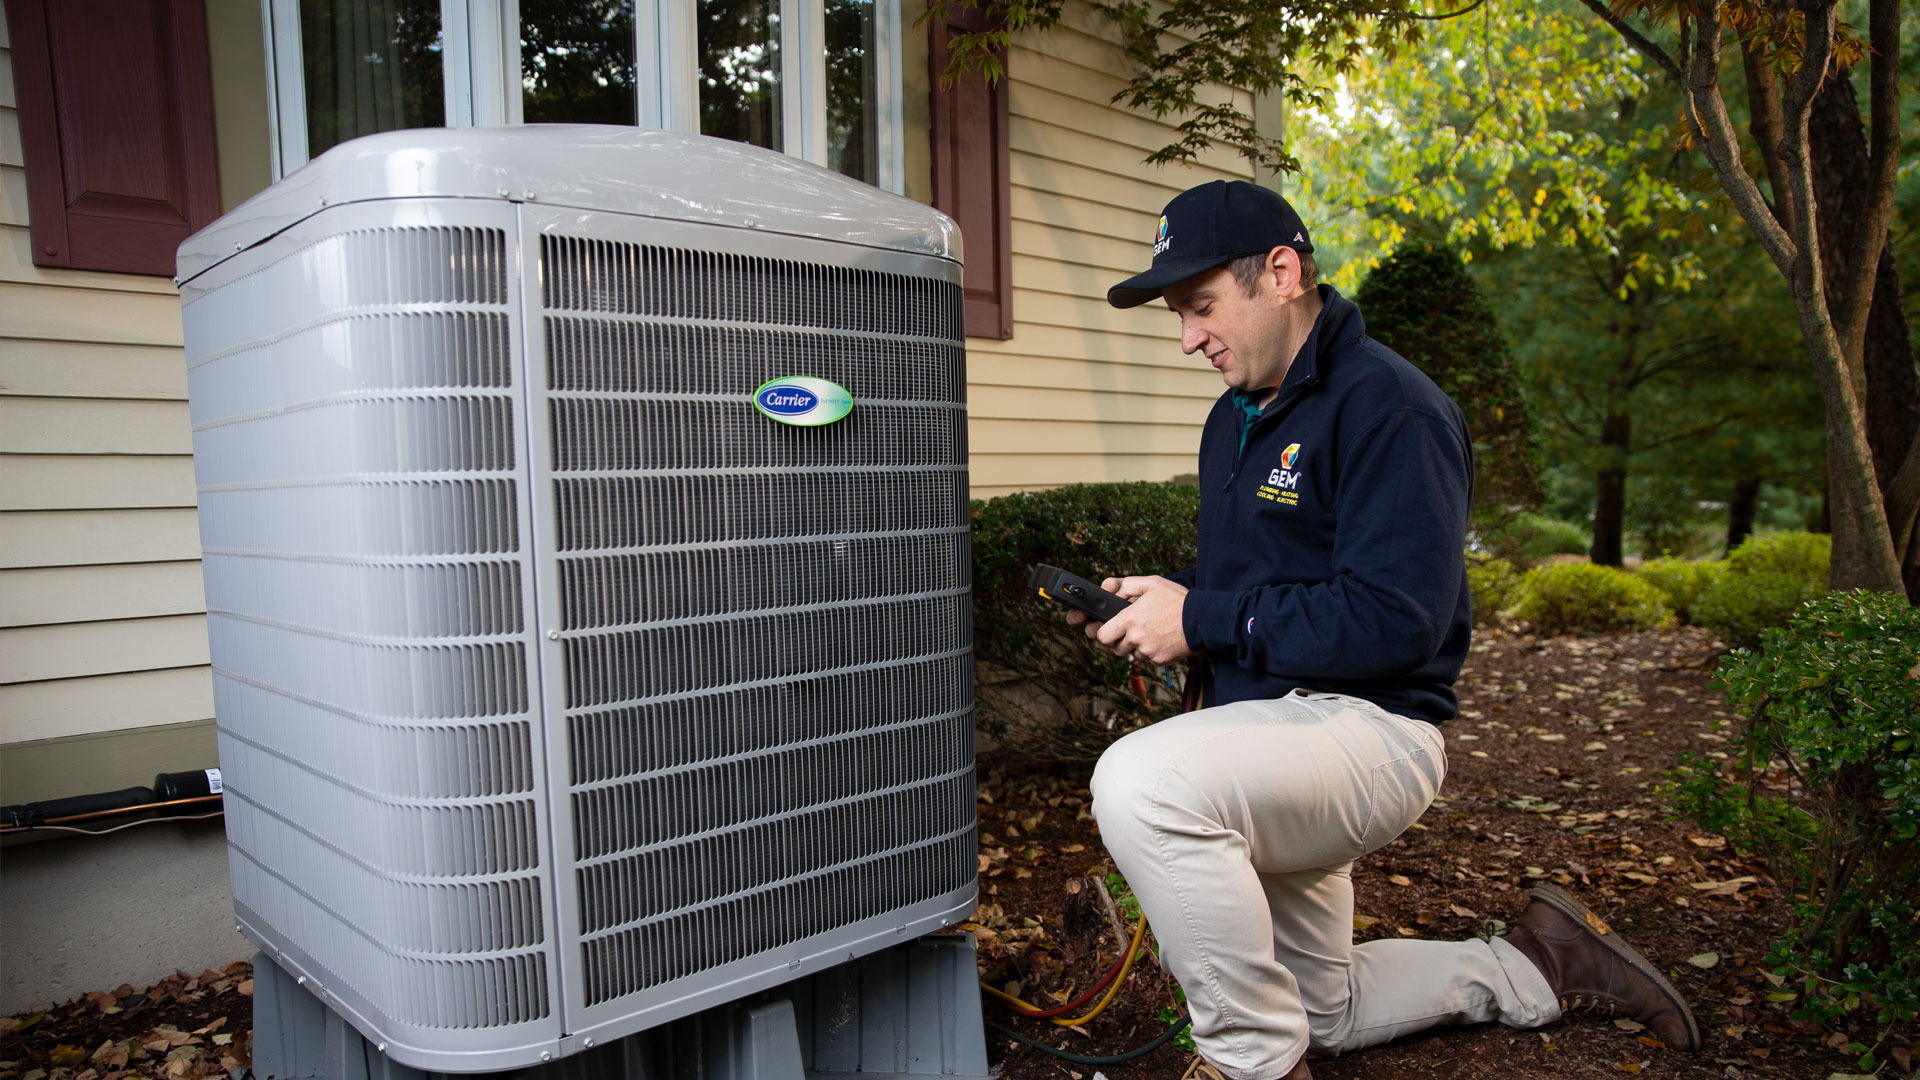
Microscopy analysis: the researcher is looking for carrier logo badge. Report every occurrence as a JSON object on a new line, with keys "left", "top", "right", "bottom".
{"left": 1280, "top": 443, "right": 1301, "bottom": 469}
{"left": 753, "top": 377, "right": 854, "bottom": 427}
{"left": 1154, "top": 216, "right": 1171, "bottom": 256}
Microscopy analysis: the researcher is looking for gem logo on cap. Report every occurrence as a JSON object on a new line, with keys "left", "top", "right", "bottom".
{"left": 1154, "top": 215, "right": 1171, "bottom": 256}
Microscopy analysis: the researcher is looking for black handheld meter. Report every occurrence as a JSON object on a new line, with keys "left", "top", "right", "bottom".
{"left": 1028, "top": 564, "right": 1132, "bottom": 622}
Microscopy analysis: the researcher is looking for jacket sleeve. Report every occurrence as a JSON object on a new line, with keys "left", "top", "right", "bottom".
{"left": 1179, "top": 407, "right": 1471, "bottom": 678}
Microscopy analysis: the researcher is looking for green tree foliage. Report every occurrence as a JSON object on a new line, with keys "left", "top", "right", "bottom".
{"left": 520, "top": 0, "right": 637, "bottom": 124}
{"left": 1666, "top": 592, "right": 1920, "bottom": 1070}
{"left": 931, "top": 0, "right": 1915, "bottom": 599}
{"left": 1353, "top": 243, "right": 1544, "bottom": 541}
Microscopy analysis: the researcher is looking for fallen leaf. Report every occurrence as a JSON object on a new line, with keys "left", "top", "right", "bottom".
{"left": 237, "top": 980, "right": 254, "bottom": 997}
{"left": 1620, "top": 1062, "right": 1641, "bottom": 1074}
{"left": 1449, "top": 904, "right": 1479, "bottom": 919}
{"left": 1689, "top": 876, "right": 1758, "bottom": 893}
{"left": 1688, "top": 952, "right": 1720, "bottom": 968}
{"left": 49, "top": 1047, "right": 88, "bottom": 1068}
{"left": 1687, "top": 835, "right": 1726, "bottom": 848}
{"left": 1623, "top": 872, "right": 1661, "bottom": 886}
{"left": 1583, "top": 741, "right": 1609, "bottom": 751}
{"left": 1353, "top": 914, "right": 1379, "bottom": 930}
{"left": 1765, "top": 992, "right": 1797, "bottom": 1003}
{"left": 1637, "top": 1036, "right": 1665, "bottom": 1049}
{"left": 1060, "top": 844, "right": 1085, "bottom": 853}
{"left": 1613, "top": 1019, "right": 1646, "bottom": 1032}
{"left": 1388, "top": 874, "right": 1412, "bottom": 886}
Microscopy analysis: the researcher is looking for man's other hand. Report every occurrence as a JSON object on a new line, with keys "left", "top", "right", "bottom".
{"left": 1064, "top": 575, "right": 1192, "bottom": 665}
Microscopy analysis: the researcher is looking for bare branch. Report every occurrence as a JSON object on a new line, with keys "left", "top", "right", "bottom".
{"left": 1738, "top": 27, "right": 1793, "bottom": 237}
{"left": 1574, "top": 0, "right": 1682, "bottom": 83}
{"left": 1678, "top": 6, "right": 1798, "bottom": 279}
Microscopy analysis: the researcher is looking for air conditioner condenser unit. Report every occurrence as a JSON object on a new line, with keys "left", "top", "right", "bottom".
{"left": 176, "top": 127, "right": 977, "bottom": 1074}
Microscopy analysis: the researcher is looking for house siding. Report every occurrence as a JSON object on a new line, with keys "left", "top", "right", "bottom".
{"left": 970, "top": 10, "right": 1252, "bottom": 497}
{"left": 0, "top": 12, "right": 216, "bottom": 781}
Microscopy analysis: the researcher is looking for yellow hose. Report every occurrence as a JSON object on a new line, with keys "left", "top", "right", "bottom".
{"left": 979, "top": 907, "right": 1150, "bottom": 1027}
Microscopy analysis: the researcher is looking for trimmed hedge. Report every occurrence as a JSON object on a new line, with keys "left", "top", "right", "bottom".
{"left": 972, "top": 482, "right": 1198, "bottom": 759}
{"left": 1693, "top": 531, "right": 1830, "bottom": 648}
{"left": 1511, "top": 562, "right": 1674, "bottom": 636}
{"left": 1465, "top": 552, "right": 1521, "bottom": 627}
{"left": 1636, "top": 557, "right": 1726, "bottom": 624}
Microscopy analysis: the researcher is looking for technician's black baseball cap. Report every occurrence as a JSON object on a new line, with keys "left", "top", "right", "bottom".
{"left": 1106, "top": 180, "right": 1314, "bottom": 308}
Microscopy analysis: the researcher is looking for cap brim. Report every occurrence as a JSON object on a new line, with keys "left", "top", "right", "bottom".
{"left": 1106, "top": 255, "right": 1234, "bottom": 309}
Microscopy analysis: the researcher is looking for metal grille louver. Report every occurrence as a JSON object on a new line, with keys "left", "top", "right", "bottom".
{"left": 538, "top": 233, "right": 974, "bottom": 1015}
{"left": 184, "top": 222, "right": 555, "bottom": 1048}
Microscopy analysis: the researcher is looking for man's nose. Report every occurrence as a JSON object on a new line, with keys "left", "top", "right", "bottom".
{"left": 1180, "top": 321, "right": 1206, "bottom": 355}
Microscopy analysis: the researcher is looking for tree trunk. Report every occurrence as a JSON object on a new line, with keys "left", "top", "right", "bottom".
{"left": 1591, "top": 411, "right": 1630, "bottom": 566}
{"left": 1727, "top": 475, "right": 1761, "bottom": 554}
{"left": 1808, "top": 68, "right": 1920, "bottom": 599}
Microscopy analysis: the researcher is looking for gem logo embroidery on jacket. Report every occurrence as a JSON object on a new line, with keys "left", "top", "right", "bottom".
{"left": 1258, "top": 444, "right": 1304, "bottom": 506}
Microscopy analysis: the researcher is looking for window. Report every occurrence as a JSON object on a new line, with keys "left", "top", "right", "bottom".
{"left": 263, "top": 0, "right": 904, "bottom": 192}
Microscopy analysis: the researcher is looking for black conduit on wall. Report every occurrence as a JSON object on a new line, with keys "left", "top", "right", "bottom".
{"left": 1, "top": 769, "right": 223, "bottom": 831}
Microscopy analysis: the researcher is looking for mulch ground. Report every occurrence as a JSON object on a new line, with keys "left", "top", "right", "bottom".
{"left": 968, "top": 627, "right": 1913, "bottom": 1080}
{"left": 2, "top": 628, "right": 1908, "bottom": 1080}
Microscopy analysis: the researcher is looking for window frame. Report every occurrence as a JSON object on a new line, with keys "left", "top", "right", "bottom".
{"left": 261, "top": 0, "right": 904, "bottom": 192}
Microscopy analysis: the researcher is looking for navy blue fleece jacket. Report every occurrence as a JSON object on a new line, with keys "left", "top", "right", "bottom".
{"left": 1168, "top": 285, "right": 1473, "bottom": 725}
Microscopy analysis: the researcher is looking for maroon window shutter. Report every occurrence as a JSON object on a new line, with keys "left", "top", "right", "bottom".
{"left": 6, "top": 0, "right": 221, "bottom": 277}
{"left": 928, "top": 8, "right": 1012, "bottom": 340}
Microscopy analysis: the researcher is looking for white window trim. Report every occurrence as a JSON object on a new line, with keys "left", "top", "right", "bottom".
{"left": 262, "top": 0, "right": 904, "bottom": 193}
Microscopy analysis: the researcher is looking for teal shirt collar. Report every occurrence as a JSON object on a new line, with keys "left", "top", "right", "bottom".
{"left": 1232, "top": 389, "right": 1264, "bottom": 459}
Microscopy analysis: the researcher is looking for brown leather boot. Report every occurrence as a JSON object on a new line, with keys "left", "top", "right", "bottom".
{"left": 1505, "top": 884, "right": 1702, "bottom": 1051}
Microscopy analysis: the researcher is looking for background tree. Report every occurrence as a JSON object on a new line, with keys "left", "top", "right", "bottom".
{"left": 930, "top": 0, "right": 1916, "bottom": 599}
{"left": 1352, "top": 244, "right": 1546, "bottom": 549}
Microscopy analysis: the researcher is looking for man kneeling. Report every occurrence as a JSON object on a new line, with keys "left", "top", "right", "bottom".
{"left": 1072, "top": 180, "right": 1700, "bottom": 1080}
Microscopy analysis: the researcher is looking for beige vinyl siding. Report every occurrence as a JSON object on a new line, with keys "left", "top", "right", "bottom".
{"left": 0, "top": 23, "right": 213, "bottom": 753}
{"left": 969, "top": 13, "right": 1252, "bottom": 498}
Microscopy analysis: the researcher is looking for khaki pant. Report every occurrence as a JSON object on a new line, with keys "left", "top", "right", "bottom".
{"left": 1090, "top": 689, "right": 1560, "bottom": 1080}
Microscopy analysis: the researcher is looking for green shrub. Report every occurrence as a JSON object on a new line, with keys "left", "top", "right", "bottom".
{"left": 1478, "top": 512, "right": 1591, "bottom": 563}
{"left": 1636, "top": 558, "right": 1726, "bottom": 624}
{"left": 1693, "top": 531, "right": 1830, "bottom": 648}
{"left": 1511, "top": 562, "right": 1673, "bottom": 636}
{"left": 1725, "top": 529, "right": 1831, "bottom": 580}
{"left": 971, "top": 482, "right": 1198, "bottom": 759}
{"left": 1665, "top": 592, "right": 1920, "bottom": 1070}
{"left": 1465, "top": 552, "right": 1521, "bottom": 626}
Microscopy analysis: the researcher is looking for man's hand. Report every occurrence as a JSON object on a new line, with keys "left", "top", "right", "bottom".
{"left": 1064, "top": 575, "right": 1192, "bottom": 665}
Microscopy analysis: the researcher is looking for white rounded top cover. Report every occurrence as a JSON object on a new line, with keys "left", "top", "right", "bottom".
{"left": 177, "top": 126, "right": 961, "bottom": 284}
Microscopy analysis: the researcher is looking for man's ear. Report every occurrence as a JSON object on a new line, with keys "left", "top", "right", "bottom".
{"left": 1267, "top": 246, "right": 1298, "bottom": 299}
